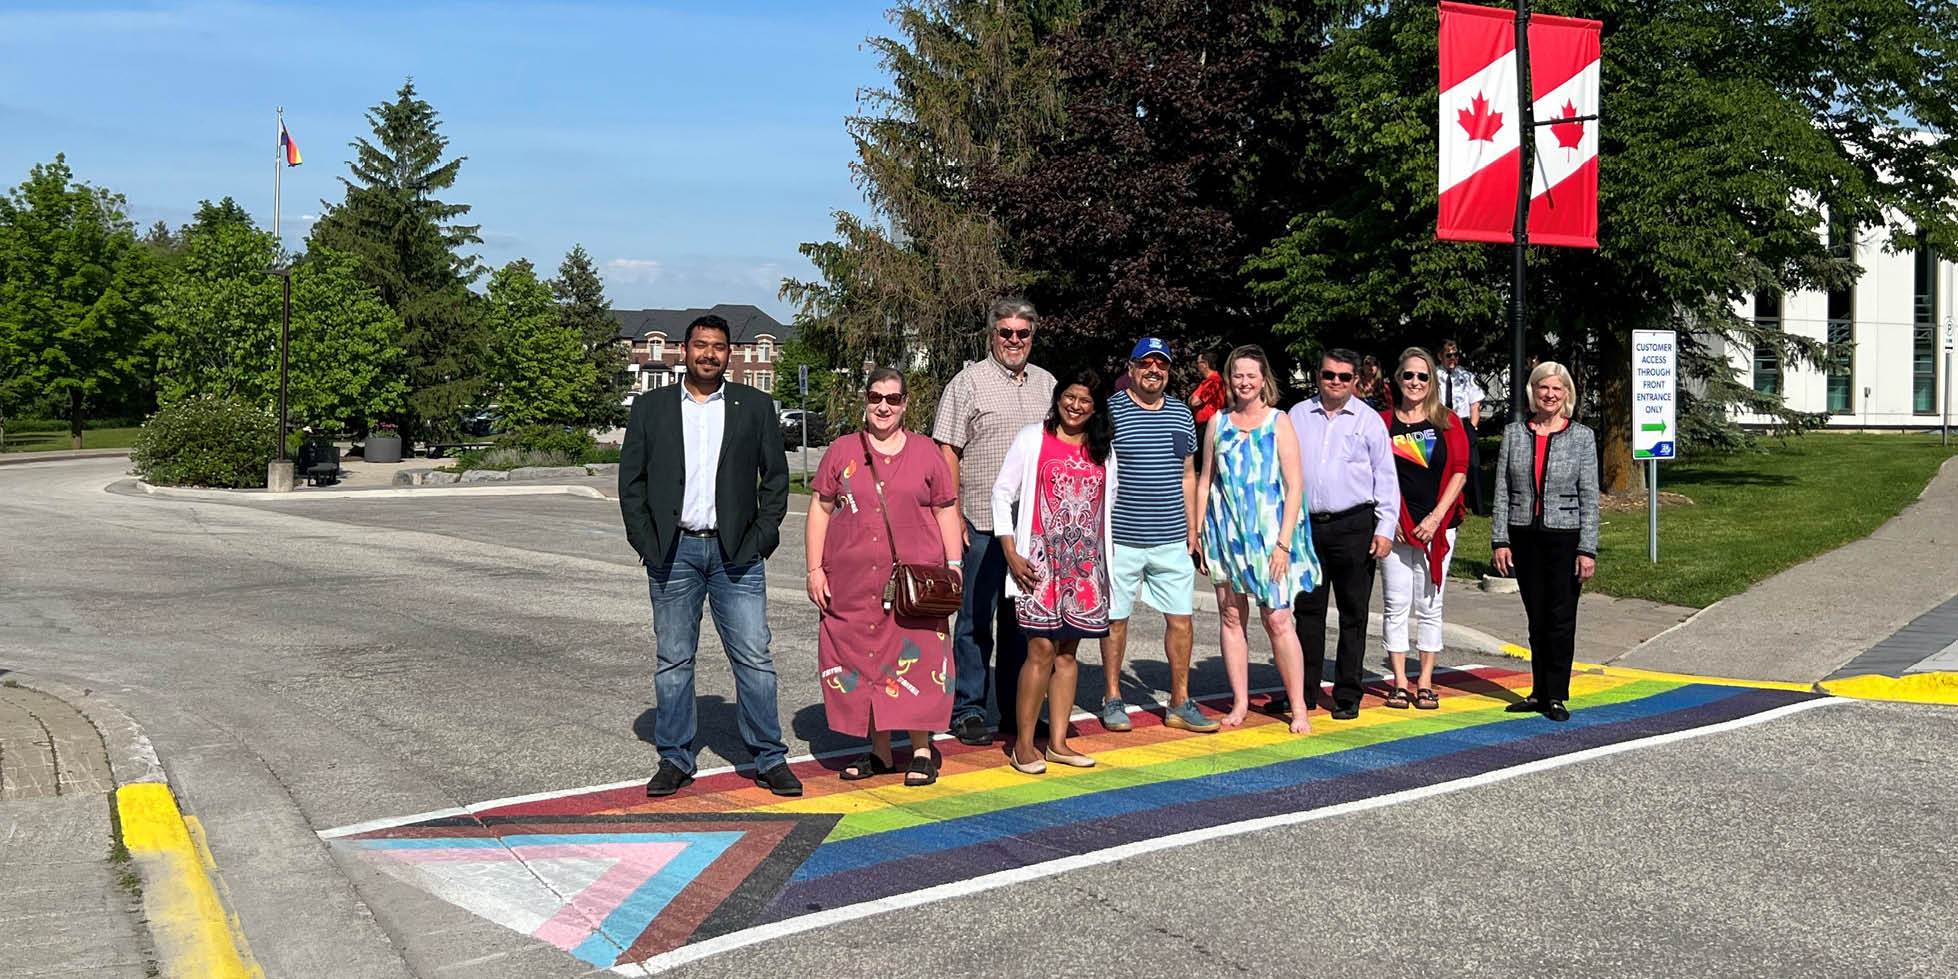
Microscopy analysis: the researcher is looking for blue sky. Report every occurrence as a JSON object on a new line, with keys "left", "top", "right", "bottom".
{"left": 0, "top": 0, "right": 895, "bottom": 320}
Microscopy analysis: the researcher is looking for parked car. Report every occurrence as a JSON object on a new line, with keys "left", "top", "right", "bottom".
{"left": 778, "top": 409, "right": 825, "bottom": 446}
{"left": 459, "top": 406, "right": 500, "bottom": 437}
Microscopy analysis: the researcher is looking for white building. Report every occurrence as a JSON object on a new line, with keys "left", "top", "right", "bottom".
{"left": 1721, "top": 230, "right": 1955, "bottom": 429}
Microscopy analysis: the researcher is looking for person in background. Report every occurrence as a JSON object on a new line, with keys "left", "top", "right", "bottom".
{"left": 1379, "top": 347, "right": 1469, "bottom": 711}
{"left": 805, "top": 368, "right": 964, "bottom": 787}
{"left": 1196, "top": 345, "right": 1319, "bottom": 733}
{"left": 932, "top": 298, "right": 1058, "bottom": 747}
{"left": 1098, "top": 338, "right": 1217, "bottom": 735}
{"left": 1356, "top": 354, "right": 1392, "bottom": 411}
{"left": 1438, "top": 339, "right": 1487, "bottom": 515}
{"left": 1491, "top": 361, "right": 1600, "bottom": 723}
{"left": 1290, "top": 348, "right": 1399, "bottom": 721}
{"left": 1189, "top": 349, "right": 1227, "bottom": 428}
{"left": 994, "top": 371, "right": 1119, "bottom": 773}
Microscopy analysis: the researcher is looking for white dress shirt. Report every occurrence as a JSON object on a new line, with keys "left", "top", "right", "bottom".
{"left": 679, "top": 385, "right": 727, "bottom": 531}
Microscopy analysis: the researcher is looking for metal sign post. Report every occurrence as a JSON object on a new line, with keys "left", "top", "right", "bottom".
{"left": 1631, "top": 329, "right": 1678, "bottom": 564}
{"left": 799, "top": 364, "right": 811, "bottom": 487}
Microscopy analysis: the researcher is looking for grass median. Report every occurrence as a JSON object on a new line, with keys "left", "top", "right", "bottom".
{"left": 1450, "top": 432, "right": 1958, "bottom": 609}
{"left": 0, "top": 425, "right": 143, "bottom": 452}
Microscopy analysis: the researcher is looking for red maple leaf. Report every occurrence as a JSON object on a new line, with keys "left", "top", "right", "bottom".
{"left": 1457, "top": 92, "right": 1503, "bottom": 142}
{"left": 1550, "top": 100, "right": 1586, "bottom": 151}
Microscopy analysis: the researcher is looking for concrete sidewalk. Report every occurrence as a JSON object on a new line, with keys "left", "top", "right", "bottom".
{"left": 1613, "top": 456, "right": 1958, "bottom": 684}
{"left": 0, "top": 677, "right": 152, "bottom": 977}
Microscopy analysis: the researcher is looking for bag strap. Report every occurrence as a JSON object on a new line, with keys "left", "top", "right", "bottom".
{"left": 859, "top": 432, "right": 903, "bottom": 570}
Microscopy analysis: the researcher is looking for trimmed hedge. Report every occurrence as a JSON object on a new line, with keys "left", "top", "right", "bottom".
{"left": 131, "top": 396, "right": 277, "bottom": 488}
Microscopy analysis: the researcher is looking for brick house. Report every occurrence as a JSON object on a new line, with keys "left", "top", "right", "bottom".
{"left": 612, "top": 304, "right": 794, "bottom": 397}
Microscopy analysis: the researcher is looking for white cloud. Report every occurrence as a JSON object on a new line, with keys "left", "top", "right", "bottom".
{"left": 606, "top": 258, "right": 665, "bottom": 284}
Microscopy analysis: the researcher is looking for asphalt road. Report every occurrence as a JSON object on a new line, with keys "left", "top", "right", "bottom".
{"left": 2, "top": 458, "right": 1952, "bottom": 978}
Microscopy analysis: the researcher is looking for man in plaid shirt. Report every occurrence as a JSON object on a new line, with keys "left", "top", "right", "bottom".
{"left": 932, "top": 298, "right": 1058, "bottom": 745}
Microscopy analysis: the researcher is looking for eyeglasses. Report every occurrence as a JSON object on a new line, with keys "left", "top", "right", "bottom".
{"left": 864, "top": 392, "right": 907, "bottom": 406}
{"left": 996, "top": 328, "right": 1031, "bottom": 341}
{"left": 1400, "top": 370, "right": 1431, "bottom": 382}
{"left": 1320, "top": 370, "right": 1355, "bottom": 383}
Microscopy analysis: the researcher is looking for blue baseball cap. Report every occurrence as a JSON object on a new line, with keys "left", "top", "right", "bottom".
{"left": 1129, "top": 337, "right": 1172, "bottom": 362}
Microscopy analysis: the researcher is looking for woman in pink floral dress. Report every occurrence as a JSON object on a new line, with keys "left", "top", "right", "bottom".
{"left": 992, "top": 371, "right": 1119, "bottom": 775}
{"left": 805, "top": 368, "right": 964, "bottom": 786}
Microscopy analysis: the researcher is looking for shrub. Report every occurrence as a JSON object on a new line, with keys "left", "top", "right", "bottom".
{"left": 502, "top": 424, "right": 595, "bottom": 458}
{"left": 131, "top": 396, "right": 277, "bottom": 488}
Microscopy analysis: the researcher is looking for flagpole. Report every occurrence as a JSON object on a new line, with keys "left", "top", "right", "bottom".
{"left": 274, "top": 107, "right": 283, "bottom": 257}
{"left": 274, "top": 107, "right": 290, "bottom": 471}
{"left": 1509, "top": 0, "right": 1534, "bottom": 420}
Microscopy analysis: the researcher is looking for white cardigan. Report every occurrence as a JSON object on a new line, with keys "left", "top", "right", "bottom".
{"left": 989, "top": 423, "right": 1120, "bottom": 598}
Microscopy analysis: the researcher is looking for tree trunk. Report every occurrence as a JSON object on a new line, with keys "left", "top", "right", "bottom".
{"left": 1595, "top": 326, "right": 1635, "bottom": 495}
{"left": 68, "top": 389, "right": 84, "bottom": 451}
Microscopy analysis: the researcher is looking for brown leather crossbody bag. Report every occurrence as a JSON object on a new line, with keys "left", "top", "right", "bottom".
{"left": 860, "top": 433, "right": 963, "bottom": 618}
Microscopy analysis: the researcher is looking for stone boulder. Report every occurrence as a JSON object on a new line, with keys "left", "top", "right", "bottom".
{"left": 459, "top": 469, "right": 510, "bottom": 483}
{"left": 392, "top": 468, "right": 433, "bottom": 487}
{"left": 425, "top": 470, "right": 461, "bottom": 485}
{"left": 508, "top": 466, "right": 590, "bottom": 481}
{"left": 584, "top": 462, "right": 620, "bottom": 478}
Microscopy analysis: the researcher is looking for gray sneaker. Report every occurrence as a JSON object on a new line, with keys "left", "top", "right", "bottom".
{"left": 1098, "top": 697, "right": 1134, "bottom": 732}
{"left": 1164, "top": 699, "right": 1221, "bottom": 733}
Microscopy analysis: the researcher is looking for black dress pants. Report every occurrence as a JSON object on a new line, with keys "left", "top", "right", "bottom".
{"left": 1511, "top": 524, "right": 1582, "bottom": 702}
{"left": 1298, "top": 508, "right": 1377, "bottom": 711}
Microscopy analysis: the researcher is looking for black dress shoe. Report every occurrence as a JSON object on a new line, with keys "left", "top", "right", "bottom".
{"left": 645, "top": 761, "right": 694, "bottom": 797}
{"left": 1504, "top": 698, "right": 1542, "bottom": 714}
{"left": 953, "top": 714, "right": 992, "bottom": 746}
{"left": 1329, "top": 705, "right": 1360, "bottom": 721}
{"left": 754, "top": 763, "right": 805, "bottom": 797}
{"left": 1543, "top": 701, "right": 1570, "bottom": 722}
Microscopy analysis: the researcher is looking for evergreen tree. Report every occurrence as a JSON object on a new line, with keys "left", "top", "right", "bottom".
{"left": 310, "top": 78, "right": 485, "bottom": 439}
{"left": 484, "top": 259, "right": 594, "bottom": 427}
{"left": 0, "top": 155, "right": 155, "bottom": 444}
{"left": 782, "top": 0, "right": 1079, "bottom": 397}
{"left": 550, "top": 244, "right": 629, "bottom": 429}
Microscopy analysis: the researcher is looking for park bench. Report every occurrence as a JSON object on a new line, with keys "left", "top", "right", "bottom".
{"left": 423, "top": 441, "right": 494, "bottom": 459}
{"left": 296, "top": 441, "right": 343, "bottom": 486}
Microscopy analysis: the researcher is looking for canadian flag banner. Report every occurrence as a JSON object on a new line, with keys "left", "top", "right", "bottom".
{"left": 1437, "top": 2, "right": 1601, "bottom": 249}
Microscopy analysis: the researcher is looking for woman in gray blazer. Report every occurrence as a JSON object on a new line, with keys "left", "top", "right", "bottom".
{"left": 1491, "top": 362, "right": 1600, "bottom": 722}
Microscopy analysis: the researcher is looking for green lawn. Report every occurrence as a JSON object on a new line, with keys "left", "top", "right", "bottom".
{"left": 0, "top": 426, "right": 143, "bottom": 453}
{"left": 1450, "top": 433, "right": 1958, "bottom": 609}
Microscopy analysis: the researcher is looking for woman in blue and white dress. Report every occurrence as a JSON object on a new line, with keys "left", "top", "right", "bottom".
{"left": 1195, "top": 345, "right": 1320, "bottom": 733}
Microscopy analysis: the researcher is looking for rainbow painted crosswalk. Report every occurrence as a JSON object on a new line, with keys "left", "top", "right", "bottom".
{"left": 325, "top": 665, "right": 1827, "bottom": 975}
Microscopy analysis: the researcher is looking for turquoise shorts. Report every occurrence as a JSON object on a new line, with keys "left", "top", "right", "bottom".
{"left": 1109, "top": 541, "right": 1197, "bottom": 620}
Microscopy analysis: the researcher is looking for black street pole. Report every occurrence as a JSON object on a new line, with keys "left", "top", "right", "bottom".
{"left": 1510, "top": 0, "right": 1535, "bottom": 420}
{"left": 277, "top": 268, "right": 291, "bottom": 462}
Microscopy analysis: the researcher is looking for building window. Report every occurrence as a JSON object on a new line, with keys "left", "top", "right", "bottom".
{"left": 648, "top": 336, "right": 665, "bottom": 361}
{"left": 1825, "top": 219, "right": 1854, "bottom": 414}
{"left": 753, "top": 371, "right": 774, "bottom": 393}
{"left": 1915, "top": 246, "right": 1940, "bottom": 414}
{"left": 757, "top": 338, "right": 774, "bottom": 361}
{"left": 1752, "top": 290, "right": 1781, "bottom": 397}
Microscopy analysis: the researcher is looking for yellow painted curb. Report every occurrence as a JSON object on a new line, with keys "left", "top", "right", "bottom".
{"left": 1817, "top": 671, "right": 1958, "bottom": 705}
{"left": 1493, "top": 642, "right": 1815, "bottom": 692}
{"left": 115, "top": 783, "right": 263, "bottom": 979}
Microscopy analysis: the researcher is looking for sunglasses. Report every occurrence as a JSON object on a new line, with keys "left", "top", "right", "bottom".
{"left": 864, "top": 392, "right": 907, "bottom": 406}
{"left": 1400, "top": 370, "right": 1431, "bottom": 382}
{"left": 996, "top": 328, "right": 1032, "bottom": 341}
{"left": 1320, "top": 370, "right": 1355, "bottom": 383}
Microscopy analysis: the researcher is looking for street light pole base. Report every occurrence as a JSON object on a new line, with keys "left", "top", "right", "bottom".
{"left": 267, "top": 461, "right": 295, "bottom": 493}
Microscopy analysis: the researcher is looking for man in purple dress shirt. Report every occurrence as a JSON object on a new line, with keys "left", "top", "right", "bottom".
{"left": 1288, "top": 348, "right": 1401, "bottom": 720}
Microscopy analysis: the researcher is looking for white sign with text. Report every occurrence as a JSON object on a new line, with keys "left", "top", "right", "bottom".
{"left": 1632, "top": 329, "right": 1677, "bottom": 460}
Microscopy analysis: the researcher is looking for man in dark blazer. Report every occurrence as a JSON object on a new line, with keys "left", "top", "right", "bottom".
{"left": 620, "top": 314, "right": 799, "bottom": 798}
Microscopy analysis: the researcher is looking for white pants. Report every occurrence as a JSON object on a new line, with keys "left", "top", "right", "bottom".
{"left": 1382, "top": 527, "right": 1455, "bottom": 654}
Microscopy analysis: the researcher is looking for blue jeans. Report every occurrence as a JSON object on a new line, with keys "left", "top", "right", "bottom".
{"left": 645, "top": 534, "right": 787, "bottom": 774}
{"left": 952, "top": 521, "right": 1028, "bottom": 728}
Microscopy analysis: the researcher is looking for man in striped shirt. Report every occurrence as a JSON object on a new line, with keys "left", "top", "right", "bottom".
{"left": 1099, "top": 338, "right": 1220, "bottom": 734}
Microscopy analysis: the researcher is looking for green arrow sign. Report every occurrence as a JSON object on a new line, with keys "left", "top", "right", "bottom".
{"left": 1640, "top": 422, "right": 1667, "bottom": 433}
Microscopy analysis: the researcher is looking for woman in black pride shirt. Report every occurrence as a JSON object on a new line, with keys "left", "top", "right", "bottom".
{"left": 1377, "top": 347, "right": 1470, "bottom": 710}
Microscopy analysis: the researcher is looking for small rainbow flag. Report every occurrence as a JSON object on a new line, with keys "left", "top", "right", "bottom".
{"left": 280, "top": 120, "right": 302, "bottom": 166}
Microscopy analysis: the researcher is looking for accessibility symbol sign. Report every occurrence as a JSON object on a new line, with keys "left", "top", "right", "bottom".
{"left": 1632, "top": 329, "right": 1676, "bottom": 461}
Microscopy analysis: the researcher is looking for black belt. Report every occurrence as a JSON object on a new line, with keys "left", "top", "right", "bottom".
{"left": 680, "top": 527, "right": 718, "bottom": 538}
{"left": 1309, "top": 502, "right": 1374, "bottom": 524}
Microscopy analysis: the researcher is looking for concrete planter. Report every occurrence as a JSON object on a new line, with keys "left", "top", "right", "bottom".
{"left": 363, "top": 434, "right": 403, "bottom": 463}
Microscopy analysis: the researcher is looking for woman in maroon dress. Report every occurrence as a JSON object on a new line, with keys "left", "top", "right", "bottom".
{"left": 806, "top": 368, "right": 964, "bottom": 786}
